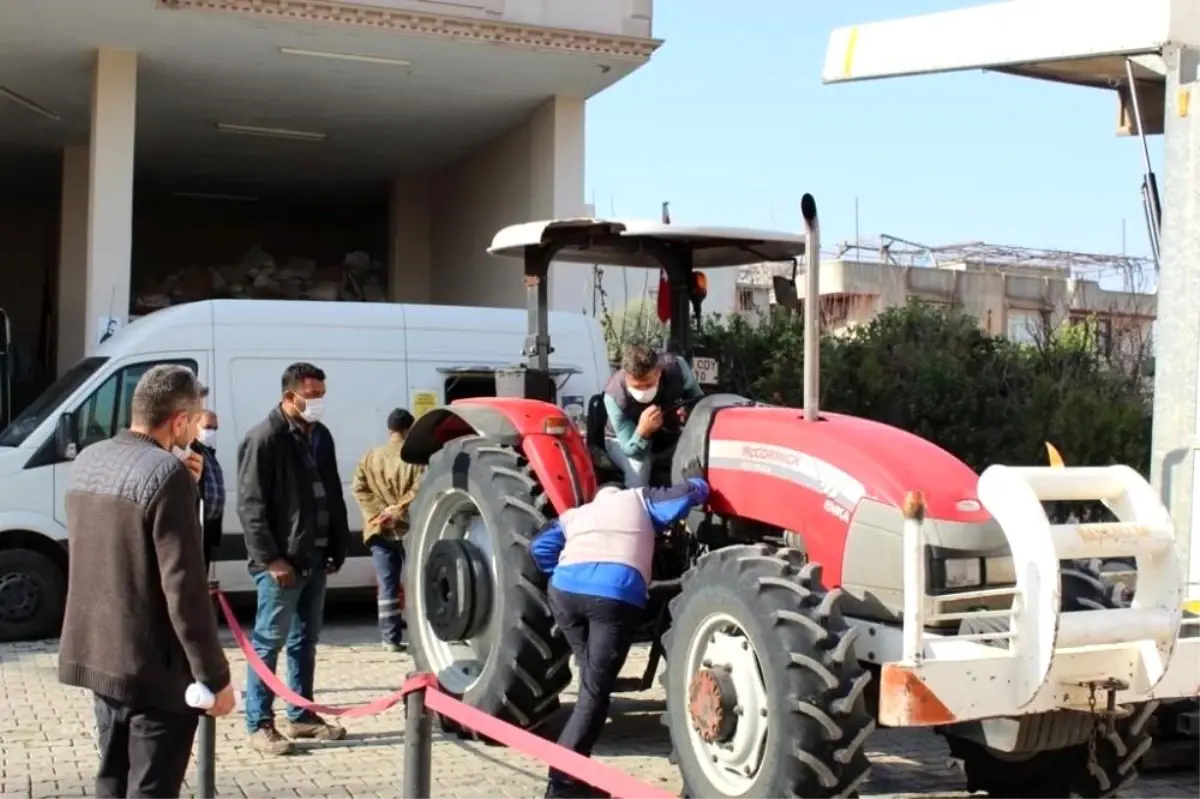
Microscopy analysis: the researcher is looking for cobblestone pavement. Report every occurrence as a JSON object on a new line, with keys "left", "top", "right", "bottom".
{"left": 1, "top": 609, "right": 1196, "bottom": 799}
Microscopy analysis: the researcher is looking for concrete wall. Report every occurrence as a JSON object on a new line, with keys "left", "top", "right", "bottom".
{"left": 336, "top": 0, "right": 653, "bottom": 38}
{"left": 424, "top": 96, "right": 587, "bottom": 309}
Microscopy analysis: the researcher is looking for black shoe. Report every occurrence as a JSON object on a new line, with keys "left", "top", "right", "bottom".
{"left": 382, "top": 640, "right": 408, "bottom": 653}
{"left": 545, "top": 781, "right": 609, "bottom": 799}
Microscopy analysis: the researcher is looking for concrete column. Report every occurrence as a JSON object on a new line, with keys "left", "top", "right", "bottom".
{"left": 528, "top": 96, "right": 587, "bottom": 311}
{"left": 57, "top": 146, "right": 90, "bottom": 372}
{"left": 83, "top": 48, "right": 137, "bottom": 353}
{"left": 1150, "top": 45, "right": 1200, "bottom": 598}
{"left": 388, "top": 176, "right": 433, "bottom": 304}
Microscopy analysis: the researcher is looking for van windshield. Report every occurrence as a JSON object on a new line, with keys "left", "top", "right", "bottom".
{"left": 0, "top": 357, "right": 108, "bottom": 448}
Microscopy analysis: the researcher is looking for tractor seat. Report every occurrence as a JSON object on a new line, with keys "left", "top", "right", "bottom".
{"left": 586, "top": 393, "right": 608, "bottom": 447}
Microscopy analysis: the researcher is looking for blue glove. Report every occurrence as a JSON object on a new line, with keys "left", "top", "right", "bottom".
{"left": 686, "top": 477, "right": 710, "bottom": 504}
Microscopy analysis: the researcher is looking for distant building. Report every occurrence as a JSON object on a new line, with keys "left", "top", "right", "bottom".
{"left": 734, "top": 236, "right": 1156, "bottom": 361}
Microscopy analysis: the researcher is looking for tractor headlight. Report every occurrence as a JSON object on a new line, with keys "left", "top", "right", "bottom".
{"left": 942, "top": 558, "right": 983, "bottom": 589}
{"left": 927, "top": 550, "right": 1017, "bottom": 593}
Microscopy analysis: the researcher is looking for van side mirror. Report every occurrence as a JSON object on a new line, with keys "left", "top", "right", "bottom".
{"left": 55, "top": 412, "right": 78, "bottom": 460}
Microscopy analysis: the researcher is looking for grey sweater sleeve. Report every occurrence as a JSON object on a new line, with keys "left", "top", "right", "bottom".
{"left": 148, "top": 467, "right": 231, "bottom": 693}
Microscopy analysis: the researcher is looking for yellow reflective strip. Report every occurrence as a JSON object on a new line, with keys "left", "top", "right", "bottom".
{"left": 842, "top": 26, "right": 859, "bottom": 79}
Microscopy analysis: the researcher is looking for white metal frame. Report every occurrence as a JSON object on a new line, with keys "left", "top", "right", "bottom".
{"left": 869, "top": 465, "right": 1199, "bottom": 727}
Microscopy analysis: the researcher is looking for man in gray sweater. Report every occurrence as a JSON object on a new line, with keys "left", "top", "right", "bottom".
{"left": 58, "top": 364, "right": 235, "bottom": 798}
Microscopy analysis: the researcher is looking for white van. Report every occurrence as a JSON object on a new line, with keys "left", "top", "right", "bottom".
{"left": 0, "top": 299, "right": 609, "bottom": 641}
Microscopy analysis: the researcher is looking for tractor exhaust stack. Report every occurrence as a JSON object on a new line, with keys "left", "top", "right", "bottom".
{"left": 801, "top": 193, "right": 820, "bottom": 422}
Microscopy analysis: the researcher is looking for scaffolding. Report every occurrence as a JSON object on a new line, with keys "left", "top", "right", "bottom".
{"left": 838, "top": 235, "right": 1154, "bottom": 287}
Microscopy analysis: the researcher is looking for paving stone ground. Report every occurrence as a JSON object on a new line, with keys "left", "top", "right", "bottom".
{"left": 1, "top": 606, "right": 1195, "bottom": 798}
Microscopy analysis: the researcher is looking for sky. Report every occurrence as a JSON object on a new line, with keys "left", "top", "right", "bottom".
{"left": 584, "top": 0, "right": 1163, "bottom": 269}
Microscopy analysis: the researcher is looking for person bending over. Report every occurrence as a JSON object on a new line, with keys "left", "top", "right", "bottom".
{"left": 530, "top": 478, "right": 711, "bottom": 799}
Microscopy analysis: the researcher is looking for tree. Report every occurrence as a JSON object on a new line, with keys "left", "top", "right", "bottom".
{"left": 692, "top": 301, "right": 1151, "bottom": 475}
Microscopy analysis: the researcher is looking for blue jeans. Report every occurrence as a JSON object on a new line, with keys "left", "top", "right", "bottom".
{"left": 370, "top": 539, "right": 406, "bottom": 645}
{"left": 243, "top": 568, "right": 328, "bottom": 732}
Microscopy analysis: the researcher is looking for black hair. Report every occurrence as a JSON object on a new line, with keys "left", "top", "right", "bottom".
{"left": 620, "top": 344, "right": 660, "bottom": 379}
{"left": 281, "top": 362, "right": 326, "bottom": 393}
{"left": 388, "top": 408, "right": 415, "bottom": 433}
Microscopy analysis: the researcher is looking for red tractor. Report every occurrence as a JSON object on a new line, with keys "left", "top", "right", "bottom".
{"left": 401, "top": 195, "right": 1199, "bottom": 797}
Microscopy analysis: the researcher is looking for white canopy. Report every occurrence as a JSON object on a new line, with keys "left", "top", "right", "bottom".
{"left": 487, "top": 218, "right": 806, "bottom": 269}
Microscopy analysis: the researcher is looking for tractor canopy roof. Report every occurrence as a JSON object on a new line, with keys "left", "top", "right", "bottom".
{"left": 487, "top": 218, "right": 806, "bottom": 269}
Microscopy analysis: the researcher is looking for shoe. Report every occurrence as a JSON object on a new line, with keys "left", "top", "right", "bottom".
{"left": 247, "top": 724, "right": 294, "bottom": 755}
{"left": 278, "top": 711, "right": 347, "bottom": 741}
{"left": 383, "top": 640, "right": 408, "bottom": 653}
{"left": 544, "top": 780, "right": 609, "bottom": 798}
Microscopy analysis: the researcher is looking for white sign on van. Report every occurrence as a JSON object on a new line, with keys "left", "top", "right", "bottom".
{"left": 692, "top": 356, "right": 719, "bottom": 385}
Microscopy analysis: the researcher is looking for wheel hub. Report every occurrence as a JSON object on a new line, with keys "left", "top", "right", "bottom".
{"left": 423, "top": 538, "right": 492, "bottom": 642}
{"left": 688, "top": 667, "right": 738, "bottom": 743}
{"left": 0, "top": 571, "right": 42, "bottom": 624}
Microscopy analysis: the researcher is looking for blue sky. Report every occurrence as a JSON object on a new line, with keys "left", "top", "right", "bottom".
{"left": 584, "top": 0, "right": 1162, "bottom": 263}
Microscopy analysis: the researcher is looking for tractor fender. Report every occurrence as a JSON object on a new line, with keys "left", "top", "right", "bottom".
{"left": 401, "top": 397, "right": 595, "bottom": 515}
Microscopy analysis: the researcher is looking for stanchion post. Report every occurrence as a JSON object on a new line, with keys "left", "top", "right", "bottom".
{"left": 402, "top": 678, "right": 432, "bottom": 799}
{"left": 196, "top": 578, "right": 219, "bottom": 799}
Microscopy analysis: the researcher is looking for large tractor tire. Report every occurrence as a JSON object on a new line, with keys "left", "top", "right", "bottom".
{"left": 949, "top": 561, "right": 1158, "bottom": 797}
{"left": 662, "top": 544, "right": 875, "bottom": 798}
{"left": 405, "top": 436, "right": 572, "bottom": 732}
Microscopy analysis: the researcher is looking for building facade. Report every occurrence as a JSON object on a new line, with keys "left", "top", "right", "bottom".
{"left": 0, "top": 0, "right": 659, "bottom": 390}
{"left": 734, "top": 237, "right": 1156, "bottom": 360}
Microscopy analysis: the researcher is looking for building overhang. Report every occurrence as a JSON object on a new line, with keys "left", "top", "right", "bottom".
{"left": 158, "top": 0, "right": 662, "bottom": 62}
{"left": 822, "top": 0, "right": 1200, "bottom": 135}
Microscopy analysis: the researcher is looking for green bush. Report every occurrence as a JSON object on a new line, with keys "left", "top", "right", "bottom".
{"left": 689, "top": 301, "right": 1151, "bottom": 475}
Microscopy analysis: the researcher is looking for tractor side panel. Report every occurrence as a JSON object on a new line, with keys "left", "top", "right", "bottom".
{"left": 705, "top": 412, "right": 859, "bottom": 587}
{"left": 399, "top": 397, "right": 594, "bottom": 515}
{"left": 454, "top": 397, "right": 595, "bottom": 515}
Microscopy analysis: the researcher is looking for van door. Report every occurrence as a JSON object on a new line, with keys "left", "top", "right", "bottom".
{"left": 52, "top": 352, "right": 209, "bottom": 526}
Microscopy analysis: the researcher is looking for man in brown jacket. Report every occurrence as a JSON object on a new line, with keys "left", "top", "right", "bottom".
{"left": 58, "top": 364, "right": 235, "bottom": 798}
{"left": 351, "top": 408, "right": 424, "bottom": 652}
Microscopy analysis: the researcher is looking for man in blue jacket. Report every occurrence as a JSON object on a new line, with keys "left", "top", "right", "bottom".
{"left": 530, "top": 477, "right": 711, "bottom": 798}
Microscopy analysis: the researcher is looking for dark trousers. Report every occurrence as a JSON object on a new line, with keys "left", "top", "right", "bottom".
{"left": 547, "top": 586, "right": 640, "bottom": 787}
{"left": 93, "top": 694, "right": 199, "bottom": 798}
{"left": 370, "top": 538, "right": 406, "bottom": 645}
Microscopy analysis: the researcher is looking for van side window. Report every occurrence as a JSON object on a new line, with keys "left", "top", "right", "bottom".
{"left": 75, "top": 359, "right": 199, "bottom": 450}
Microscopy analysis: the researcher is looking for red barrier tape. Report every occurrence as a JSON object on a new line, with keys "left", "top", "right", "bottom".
{"left": 406, "top": 675, "right": 676, "bottom": 799}
{"left": 216, "top": 590, "right": 675, "bottom": 798}
{"left": 214, "top": 590, "right": 407, "bottom": 718}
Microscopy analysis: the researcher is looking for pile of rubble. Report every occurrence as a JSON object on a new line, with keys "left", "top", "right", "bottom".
{"left": 133, "top": 247, "right": 388, "bottom": 313}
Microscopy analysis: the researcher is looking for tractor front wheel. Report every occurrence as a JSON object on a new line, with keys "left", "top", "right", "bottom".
{"left": 405, "top": 435, "right": 572, "bottom": 731}
{"left": 662, "top": 544, "right": 875, "bottom": 798}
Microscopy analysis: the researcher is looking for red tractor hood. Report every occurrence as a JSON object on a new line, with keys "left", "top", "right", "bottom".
{"left": 708, "top": 406, "right": 990, "bottom": 524}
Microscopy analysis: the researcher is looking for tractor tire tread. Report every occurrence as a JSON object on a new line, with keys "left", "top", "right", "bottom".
{"left": 661, "top": 543, "right": 874, "bottom": 798}
{"left": 409, "top": 436, "right": 570, "bottom": 736}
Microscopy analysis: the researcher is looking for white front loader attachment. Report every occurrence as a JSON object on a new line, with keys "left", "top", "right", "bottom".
{"left": 881, "top": 465, "right": 1200, "bottom": 727}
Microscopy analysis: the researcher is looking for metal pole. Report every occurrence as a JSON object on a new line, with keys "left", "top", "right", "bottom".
{"left": 402, "top": 682, "right": 432, "bottom": 799}
{"left": 801, "top": 193, "right": 821, "bottom": 422}
{"left": 196, "top": 578, "right": 219, "bottom": 798}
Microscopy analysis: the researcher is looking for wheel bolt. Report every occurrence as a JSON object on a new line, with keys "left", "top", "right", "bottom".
{"left": 760, "top": 708, "right": 768, "bottom": 717}
{"left": 741, "top": 641, "right": 749, "bottom": 650}
{"left": 712, "top": 755, "right": 718, "bottom": 763}
{"left": 743, "top": 766, "right": 753, "bottom": 776}
{"left": 702, "top": 659, "right": 712, "bottom": 668}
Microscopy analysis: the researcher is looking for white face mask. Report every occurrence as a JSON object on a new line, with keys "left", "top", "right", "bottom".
{"left": 197, "top": 428, "right": 217, "bottom": 447}
{"left": 300, "top": 397, "right": 325, "bottom": 423}
{"left": 627, "top": 384, "right": 658, "bottom": 404}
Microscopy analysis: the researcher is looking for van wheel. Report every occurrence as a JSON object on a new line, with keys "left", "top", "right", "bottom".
{"left": 0, "top": 548, "right": 66, "bottom": 642}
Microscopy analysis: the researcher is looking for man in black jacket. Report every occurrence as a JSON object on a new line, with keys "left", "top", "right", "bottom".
{"left": 237, "top": 362, "right": 350, "bottom": 755}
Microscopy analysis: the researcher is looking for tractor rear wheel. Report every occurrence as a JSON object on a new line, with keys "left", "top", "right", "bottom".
{"left": 950, "top": 561, "right": 1157, "bottom": 797}
{"left": 662, "top": 544, "right": 875, "bottom": 798}
{"left": 406, "top": 436, "right": 572, "bottom": 731}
